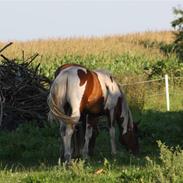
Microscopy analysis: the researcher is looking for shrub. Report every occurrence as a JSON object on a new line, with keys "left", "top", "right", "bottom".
{"left": 146, "top": 141, "right": 183, "bottom": 182}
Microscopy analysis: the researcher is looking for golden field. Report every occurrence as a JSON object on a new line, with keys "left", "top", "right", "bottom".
{"left": 0, "top": 31, "right": 174, "bottom": 60}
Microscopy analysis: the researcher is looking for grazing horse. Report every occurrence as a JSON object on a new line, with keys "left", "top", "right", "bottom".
{"left": 47, "top": 64, "right": 139, "bottom": 162}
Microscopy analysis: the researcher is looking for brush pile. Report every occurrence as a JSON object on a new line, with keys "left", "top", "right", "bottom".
{"left": 0, "top": 43, "right": 51, "bottom": 130}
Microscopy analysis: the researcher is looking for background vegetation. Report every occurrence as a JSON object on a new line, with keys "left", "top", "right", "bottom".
{"left": 0, "top": 30, "right": 183, "bottom": 182}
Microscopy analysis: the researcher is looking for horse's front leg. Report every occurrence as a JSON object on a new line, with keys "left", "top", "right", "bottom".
{"left": 108, "top": 108, "right": 117, "bottom": 155}
{"left": 82, "top": 115, "right": 93, "bottom": 160}
{"left": 109, "top": 126, "right": 116, "bottom": 155}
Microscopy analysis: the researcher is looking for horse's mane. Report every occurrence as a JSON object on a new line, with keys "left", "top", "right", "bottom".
{"left": 95, "top": 68, "right": 134, "bottom": 134}
{"left": 121, "top": 93, "right": 134, "bottom": 134}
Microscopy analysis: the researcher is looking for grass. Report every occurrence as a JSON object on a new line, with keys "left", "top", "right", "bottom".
{"left": 0, "top": 105, "right": 183, "bottom": 182}
{"left": 0, "top": 31, "right": 183, "bottom": 182}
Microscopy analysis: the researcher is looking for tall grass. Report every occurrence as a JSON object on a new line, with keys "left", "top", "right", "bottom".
{"left": 0, "top": 31, "right": 173, "bottom": 59}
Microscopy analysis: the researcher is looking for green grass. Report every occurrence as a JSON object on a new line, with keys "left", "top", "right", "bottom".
{"left": 0, "top": 107, "right": 183, "bottom": 182}
{"left": 1, "top": 58, "right": 183, "bottom": 182}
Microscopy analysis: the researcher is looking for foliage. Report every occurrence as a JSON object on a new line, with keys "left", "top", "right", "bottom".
{"left": 144, "top": 57, "right": 183, "bottom": 79}
{"left": 146, "top": 141, "right": 183, "bottom": 183}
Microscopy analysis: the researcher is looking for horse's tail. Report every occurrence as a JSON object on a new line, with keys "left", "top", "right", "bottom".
{"left": 47, "top": 72, "right": 77, "bottom": 125}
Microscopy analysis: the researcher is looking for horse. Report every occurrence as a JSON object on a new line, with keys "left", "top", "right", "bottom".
{"left": 47, "top": 64, "right": 139, "bottom": 162}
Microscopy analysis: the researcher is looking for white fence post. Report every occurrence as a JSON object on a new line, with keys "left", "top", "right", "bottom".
{"left": 165, "top": 74, "right": 170, "bottom": 111}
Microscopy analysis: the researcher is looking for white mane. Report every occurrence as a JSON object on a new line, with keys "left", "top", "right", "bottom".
{"left": 120, "top": 93, "right": 134, "bottom": 134}
{"left": 95, "top": 68, "right": 134, "bottom": 134}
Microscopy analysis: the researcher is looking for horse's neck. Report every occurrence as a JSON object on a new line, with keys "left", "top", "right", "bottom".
{"left": 95, "top": 71, "right": 121, "bottom": 110}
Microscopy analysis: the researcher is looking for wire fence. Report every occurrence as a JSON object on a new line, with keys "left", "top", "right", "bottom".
{"left": 121, "top": 78, "right": 164, "bottom": 86}
{"left": 120, "top": 75, "right": 183, "bottom": 111}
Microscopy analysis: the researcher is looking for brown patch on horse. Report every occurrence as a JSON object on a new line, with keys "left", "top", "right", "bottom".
{"left": 110, "top": 76, "right": 113, "bottom": 83}
{"left": 80, "top": 71, "right": 104, "bottom": 114}
{"left": 54, "top": 64, "right": 86, "bottom": 78}
{"left": 77, "top": 69, "right": 88, "bottom": 86}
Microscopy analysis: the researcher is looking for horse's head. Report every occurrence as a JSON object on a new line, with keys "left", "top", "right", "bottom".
{"left": 119, "top": 121, "right": 139, "bottom": 155}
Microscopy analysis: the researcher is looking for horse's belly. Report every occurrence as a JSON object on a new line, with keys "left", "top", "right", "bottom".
{"left": 86, "top": 97, "right": 104, "bottom": 114}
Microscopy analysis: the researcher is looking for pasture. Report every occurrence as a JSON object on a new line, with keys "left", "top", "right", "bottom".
{"left": 0, "top": 31, "right": 183, "bottom": 182}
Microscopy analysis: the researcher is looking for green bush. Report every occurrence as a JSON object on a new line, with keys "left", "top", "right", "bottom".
{"left": 146, "top": 141, "right": 183, "bottom": 182}
{"left": 144, "top": 57, "right": 183, "bottom": 79}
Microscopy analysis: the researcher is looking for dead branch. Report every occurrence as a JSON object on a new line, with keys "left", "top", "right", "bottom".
{"left": 0, "top": 44, "right": 51, "bottom": 130}
{"left": 0, "top": 42, "right": 13, "bottom": 53}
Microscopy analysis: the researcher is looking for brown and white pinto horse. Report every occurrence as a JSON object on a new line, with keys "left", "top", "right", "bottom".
{"left": 48, "top": 64, "right": 139, "bottom": 162}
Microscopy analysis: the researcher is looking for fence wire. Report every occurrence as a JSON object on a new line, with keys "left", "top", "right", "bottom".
{"left": 120, "top": 75, "right": 183, "bottom": 111}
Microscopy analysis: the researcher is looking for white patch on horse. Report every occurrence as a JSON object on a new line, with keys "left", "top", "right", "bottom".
{"left": 94, "top": 70, "right": 121, "bottom": 110}
{"left": 120, "top": 95, "right": 134, "bottom": 134}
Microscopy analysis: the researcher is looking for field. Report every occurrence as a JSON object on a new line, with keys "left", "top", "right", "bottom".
{"left": 0, "top": 31, "right": 183, "bottom": 182}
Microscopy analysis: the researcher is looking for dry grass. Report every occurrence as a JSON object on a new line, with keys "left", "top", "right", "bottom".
{"left": 0, "top": 31, "right": 173, "bottom": 60}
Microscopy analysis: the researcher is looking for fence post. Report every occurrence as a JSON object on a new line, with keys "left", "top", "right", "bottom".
{"left": 165, "top": 74, "right": 170, "bottom": 111}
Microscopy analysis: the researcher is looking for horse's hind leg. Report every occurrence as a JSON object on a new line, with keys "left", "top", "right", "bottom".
{"left": 59, "top": 122, "right": 73, "bottom": 163}
{"left": 60, "top": 111, "right": 81, "bottom": 163}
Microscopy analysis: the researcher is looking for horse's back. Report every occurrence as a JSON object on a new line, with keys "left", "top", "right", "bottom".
{"left": 54, "top": 63, "right": 87, "bottom": 78}
{"left": 52, "top": 64, "right": 122, "bottom": 114}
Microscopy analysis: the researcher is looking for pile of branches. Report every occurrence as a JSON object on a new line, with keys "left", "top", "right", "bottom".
{"left": 0, "top": 43, "right": 51, "bottom": 130}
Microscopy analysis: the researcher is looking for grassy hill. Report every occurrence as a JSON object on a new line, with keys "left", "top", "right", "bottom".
{"left": 0, "top": 31, "right": 176, "bottom": 78}
{"left": 0, "top": 31, "right": 183, "bottom": 182}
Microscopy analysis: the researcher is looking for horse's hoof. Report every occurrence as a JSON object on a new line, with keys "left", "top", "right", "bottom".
{"left": 111, "top": 151, "right": 117, "bottom": 156}
{"left": 111, "top": 152, "right": 117, "bottom": 155}
{"left": 58, "top": 158, "right": 61, "bottom": 166}
{"left": 82, "top": 153, "right": 90, "bottom": 161}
